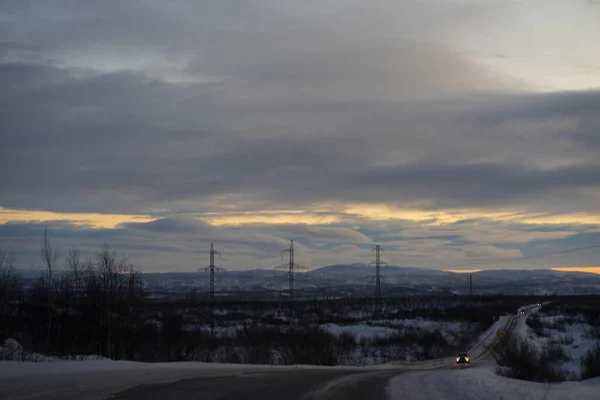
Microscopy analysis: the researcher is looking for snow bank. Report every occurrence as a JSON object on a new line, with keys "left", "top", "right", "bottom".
{"left": 388, "top": 365, "right": 600, "bottom": 400}
{"left": 321, "top": 318, "right": 466, "bottom": 341}
{"left": 0, "top": 339, "right": 108, "bottom": 363}
{"left": 514, "top": 309, "right": 600, "bottom": 380}
{"left": 321, "top": 323, "right": 398, "bottom": 340}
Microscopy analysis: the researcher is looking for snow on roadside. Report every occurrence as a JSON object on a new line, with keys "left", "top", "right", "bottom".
{"left": 0, "top": 339, "right": 107, "bottom": 363}
{"left": 0, "top": 355, "right": 388, "bottom": 381}
{"left": 320, "top": 323, "right": 397, "bottom": 340}
{"left": 515, "top": 309, "right": 600, "bottom": 379}
{"left": 321, "top": 318, "right": 466, "bottom": 341}
{"left": 388, "top": 364, "right": 600, "bottom": 400}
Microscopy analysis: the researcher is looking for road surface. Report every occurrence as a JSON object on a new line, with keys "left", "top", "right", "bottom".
{"left": 110, "top": 369, "right": 397, "bottom": 400}
{"left": 0, "top": 364, "right": 396, "bottom": 400}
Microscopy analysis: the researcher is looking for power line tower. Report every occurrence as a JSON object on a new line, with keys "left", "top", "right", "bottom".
{"left": 198, "top": 242, "right": 225, "bottom": 311}
{"left": 369, "top": 245, "right": 387, "bottom": 314}
{"left": 469, "top": 274, "right": 472, "bottom": 296}
{"left": 275, "top": 240, "right": 308, "bottom": 301}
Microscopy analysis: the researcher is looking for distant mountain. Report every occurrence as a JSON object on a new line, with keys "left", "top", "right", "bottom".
{"left": 15, "top": 264, "right": 600, "bottom": 299}
{"left": 135, "top": 264, "right": 600, "bottom": 299}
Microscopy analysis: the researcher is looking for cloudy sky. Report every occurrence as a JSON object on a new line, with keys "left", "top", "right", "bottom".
{"left": 1, "top": 0, "right": 600, "bottom": 273}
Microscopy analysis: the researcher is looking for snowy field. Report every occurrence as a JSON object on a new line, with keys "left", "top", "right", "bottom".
{"left": 513, "top": 306, "right": 600, "bottom": 380}
{"left": 321, "top": 319, "right": 464, "bottom": 340}
{"left": 4, "top": 308, "right": 599, "bottom": 399}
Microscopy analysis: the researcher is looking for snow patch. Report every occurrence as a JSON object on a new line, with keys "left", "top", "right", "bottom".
{"left": 388, "top": 364, "right": 600, "bottom": 400}
{"left": 0, "top": 339, "right": 108, "bottom": 363}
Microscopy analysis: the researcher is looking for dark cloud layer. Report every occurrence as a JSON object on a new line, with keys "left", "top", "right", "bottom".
{"left": 1, "top": 218, "right": 599, "bottom": 272}
{"left": 1, "top": 1, "right": 600, "bottom": 271}
{"left": 1, "top": 58, "right": 599, "bottom": 214}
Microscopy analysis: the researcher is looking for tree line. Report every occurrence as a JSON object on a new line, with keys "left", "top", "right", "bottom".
{"left": 0, "top": 229, "right": 145, "bottom": 360}
{"left": 1, "top": 229, "right": 546, "bottom": 365}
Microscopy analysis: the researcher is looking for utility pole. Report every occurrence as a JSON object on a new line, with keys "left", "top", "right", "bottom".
{"left": 275, "top": 240, "right": 308, "bottom": 301}
{"left": 469, "top": 274, "right": 472, "bottom": 296}
{"left": 191, "top": 286, "right": 197, "bottom": 305}
{"left": 369, "top": 245, "right": 387, "bottom": 314}
{"left": 198, "top": 243, "right": 225, "bottom": 312}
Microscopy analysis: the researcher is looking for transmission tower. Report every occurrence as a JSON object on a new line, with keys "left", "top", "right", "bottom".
{"left": 198, "top": 242, "right": 225, "bottom": 311}
{"left": 369, "top": 245, "right": 387, "bottom": 313}
{"left": 275, "top": 240, "right": 308, "bottom": 301}
{"left": 469, "top": 274, "right": 472, "bottom": 296}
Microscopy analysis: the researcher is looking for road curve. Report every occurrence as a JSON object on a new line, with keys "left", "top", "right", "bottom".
{"left": 0, "top": 310, "right": 524, "bottom": 400}
{"left": 109, "top": 369, "right": 397, "bottom": 400}
{"left": 0, "top": 363, "right": 396, "bottom": 400}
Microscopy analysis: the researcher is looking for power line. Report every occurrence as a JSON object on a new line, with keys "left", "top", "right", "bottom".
{"left": 517, "top": 243, "right": 600, "bottom": 261}
{"left": 434, "top": 242, "right": 600, "bottom": 271}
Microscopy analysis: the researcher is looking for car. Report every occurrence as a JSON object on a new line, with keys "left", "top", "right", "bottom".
{"left": 456, "top": 352, "right": 470, "bottom": 364}
{"left": 519, "top": 309, "right": 525, "bottom": 315}
{"left": 537, "top": 302, "right": 542, "bottom": 307}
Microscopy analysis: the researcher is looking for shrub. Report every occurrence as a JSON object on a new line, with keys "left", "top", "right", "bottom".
{"left": 338, "top": 332, "right": 356, "bottom": 351}
{"left": 559, "top": 333, "right": 575, "bottom": 346}
{"left": 546, "top": 317, "right": 567, "bottom": 332}
{"left": 581, "top": 344, "right": 600, "bottom": 380}
{"left": 495, "top": 334, "right": 566, "bottom": 382}
{"left": 541, "top": 343, "right": 569, "bottom": 363}
{"left": 526, "top": 315, "right": 543, "bottom": 330}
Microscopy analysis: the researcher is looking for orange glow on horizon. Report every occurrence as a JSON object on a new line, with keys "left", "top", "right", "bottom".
{"left": 206, "top": 211, "right": 339, "bottom": 226}
{"left": 3, "top": 203, "right": 600, "bottom": 230}
{"left": 0, "top": 207, "right": 154, "bottom": 229}
{"left": 445, "top": 269, "right": 483, "bottom": 274}
{"left": 551, "top": 267, "right": 600, "bottom": 275}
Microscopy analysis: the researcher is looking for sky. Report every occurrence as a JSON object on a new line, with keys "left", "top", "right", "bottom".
{"left": 1, "top": 0, "right": 600, "bottom": 273}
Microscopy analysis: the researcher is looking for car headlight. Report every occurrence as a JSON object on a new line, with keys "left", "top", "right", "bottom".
{"left": 466, "top": 357, "right": 470, "bottom": 361}
{"left": 457, "top": 357, "right": 460, "bottom": 362}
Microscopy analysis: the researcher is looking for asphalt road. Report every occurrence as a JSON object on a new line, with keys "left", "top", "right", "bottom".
{"left": 108, "top": 369, "right": 396, "bottom": 400}
{"left": 0, "top": 364, "right": 398, "bottom": 400}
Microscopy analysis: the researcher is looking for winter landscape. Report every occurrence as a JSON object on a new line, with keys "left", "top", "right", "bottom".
{"left": 3, "top": 0, "right": 600, "bottom": 399}
{"left": 3, "top": 243, "right": 600, "bottom": 399}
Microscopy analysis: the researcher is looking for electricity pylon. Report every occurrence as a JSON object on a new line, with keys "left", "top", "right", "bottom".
{"left": 274, "top": 240, "right": 308, "bottom": 301}
{"left": 198, "top": 242, "right": 225, "bottom": 311}
{"left": 369, "top": 245, "right": 387, "bottom": 314}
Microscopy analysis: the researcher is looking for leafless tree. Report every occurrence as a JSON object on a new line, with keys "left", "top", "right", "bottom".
{"left": 0, "top": 249, "right": 19, "bottom": 338}
{"left": 0, "top": 248, "right": 17, "bottom": 298}
{"left": 64, "top": 249, "right": 82, "bottom": 305}
{"left": 40, "top": 227, "right": 59, "bottom": 353}
{"left": 96, "top": 244, "right": 129, "bottom": 359}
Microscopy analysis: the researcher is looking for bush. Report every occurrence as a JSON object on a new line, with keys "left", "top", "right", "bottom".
{"left": 526, "top": 315, "right": 543, "bottom": 330}
{"left": 586, "top": 327, "right": 600, "bottom": 340}
{"left": 495, "top": 334, "right": 566, "bottom": 382}
{"left": 581, "top": 345, "right": 600, "bottom": 380}
{"left": 338, "top": 332, "right": 356, "bottom": 351}
{"left": 559, "top": 333, "right": 575, "bottom": 346}
{"left": 541, "top": 343, "right": 569, "bottom": 363}
{"left": 546, "top": 318, "right": 567, "bottom": 332}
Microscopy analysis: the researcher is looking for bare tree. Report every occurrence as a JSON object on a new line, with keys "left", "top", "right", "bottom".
{"left": 64, "top": 249, "right": 82, "bottom": 305}
{"left": 0, "top": 248, "right": 17, "bottom": 299}
{"left": 96, "top": 244, "right": 129, "bottom": 359}
{"left": 40, "top": 227, "right": 59, "bottom": 353}
{"left": 59, "top": 249, "right": 83, "bottom": 355}
{"left": 0, "top": 249, "right": 19, "bottom": 339}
